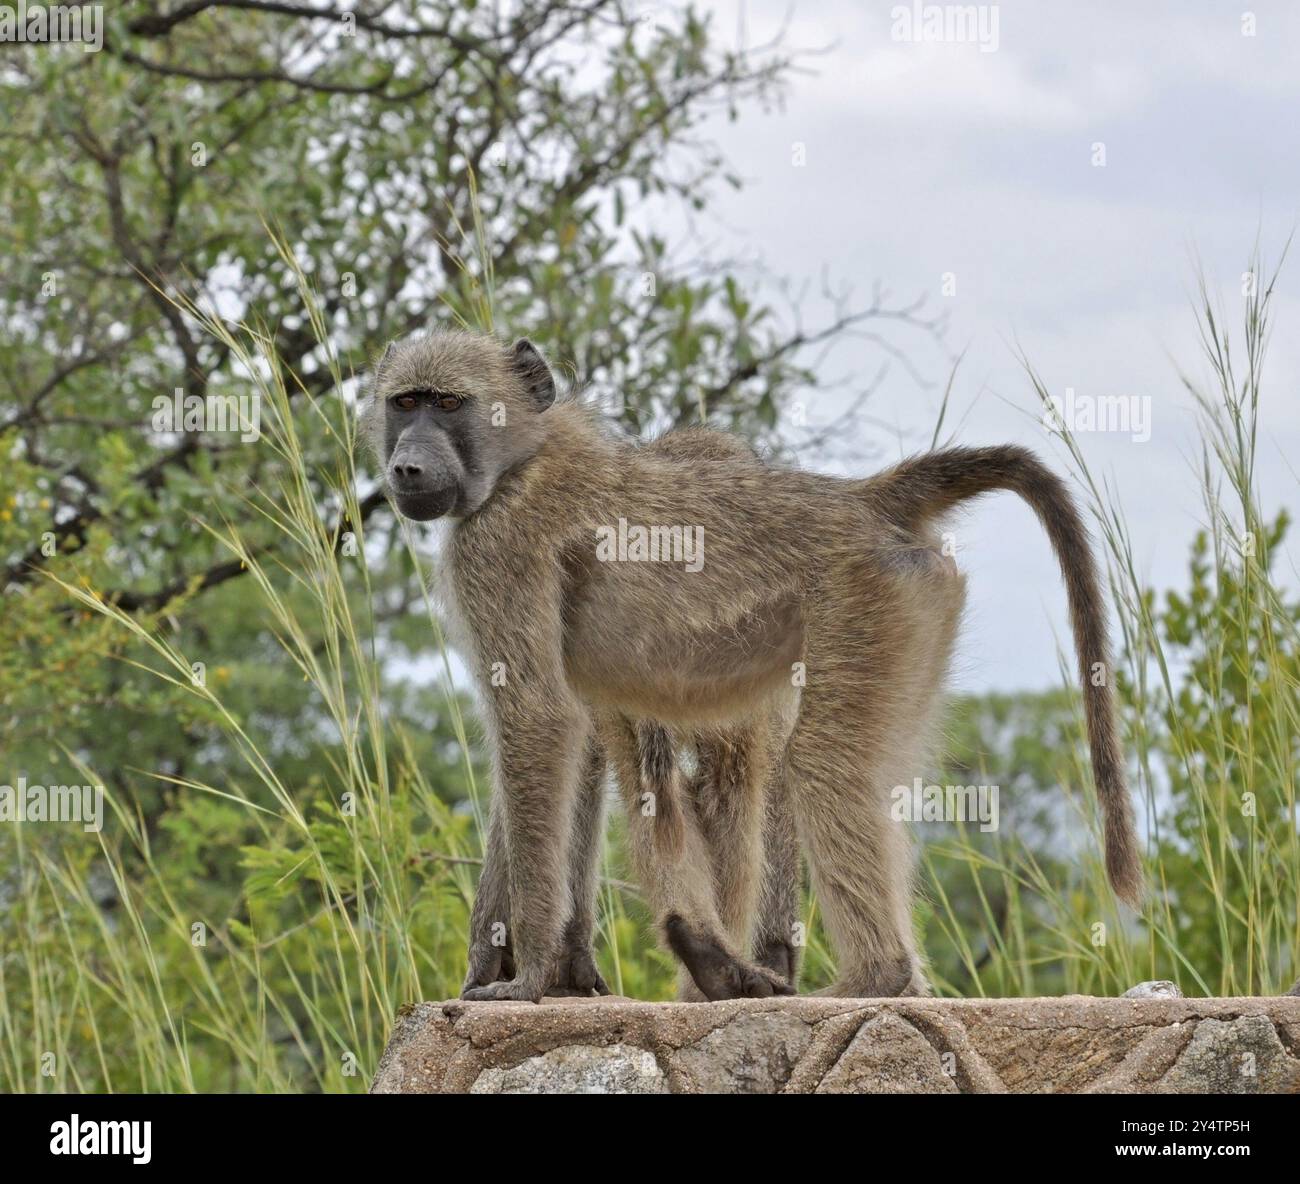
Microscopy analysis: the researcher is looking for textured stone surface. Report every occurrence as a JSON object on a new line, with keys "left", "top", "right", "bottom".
{"left": 1160, "top": 1016, "right": 1297, "bottom": 1094}
{"left": 469, "top": 1043, "right": 668, "bottom": 1094}
{"left": 371, "top": 995, "right": 1300, "bottom": 1095}
{"left": 815, "top": 1011, "right": 958, "bottom": 1094}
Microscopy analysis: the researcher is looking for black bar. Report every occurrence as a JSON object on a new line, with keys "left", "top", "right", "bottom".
{"left": 2, "top": 1092, "right": 1293, "bottom": 1170}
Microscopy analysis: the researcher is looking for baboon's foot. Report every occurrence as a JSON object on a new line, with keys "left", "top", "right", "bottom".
{"left": 461, "top": 976, "right": 547, "bottom": 1003}
{"left": 665, "top": 915, "right": 796, "bottom": 1001}
{"left": 753, "top": 936, "right": 799, "bottom": 989}
{"left": 546, "top": 942, "right": 610, "bottom": 997}
{"left": 460, "top": 940, "right": 516, "bottom": 997}
{"left": 820, "top": 955, "right": 929, "bottom": 999}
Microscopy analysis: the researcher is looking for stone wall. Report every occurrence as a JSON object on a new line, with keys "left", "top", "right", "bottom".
{"left": 370, "top": 995, "right": 1300, "bottom": 1094}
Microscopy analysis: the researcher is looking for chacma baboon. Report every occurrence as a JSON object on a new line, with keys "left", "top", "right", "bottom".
{"left": 458, "top": 427, "right": 805, "bottom": 1000}
{"left": 365, "top": 328, "right": 1142, "bottom": 1002}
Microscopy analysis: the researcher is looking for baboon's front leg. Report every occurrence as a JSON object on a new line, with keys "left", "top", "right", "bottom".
{"left": 455, "top": 594, "right": 590, "bottom": 1007}
{"left": 462, "top": 736, "right": 610, "bottom": 997}
{"left": 460, "top": 709, "right": 588, "bottom": 1002}
{"left": 461, "top": 793, "right": 516, "bottom": 993}
{"left": 548, "top": 736, "right": 612, "bottom": 997}
{"left": 453, "top": 539, "right": 594, "bottom": 1003}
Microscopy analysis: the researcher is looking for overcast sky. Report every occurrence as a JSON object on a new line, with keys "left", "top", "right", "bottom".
{"left": 664, "top": 0, "right": 1300, "bottom": 692}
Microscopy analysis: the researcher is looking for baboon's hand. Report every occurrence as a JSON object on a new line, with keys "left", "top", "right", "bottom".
{"left": 462, "top": 977, "right": 548, "bottom": 1003}
{"left": 546, "top": 943, "right": 611, "bottom": 997}
{"left": 729, "top": 961, "right": 797, "bottom": 999}
{"left": 460, "top": 940, "right": 516, "bottom": 998}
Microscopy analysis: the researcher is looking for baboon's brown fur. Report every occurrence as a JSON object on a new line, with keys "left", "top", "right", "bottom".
{"left": 365, "top": 328, "right": 1143, "bottom": 1002}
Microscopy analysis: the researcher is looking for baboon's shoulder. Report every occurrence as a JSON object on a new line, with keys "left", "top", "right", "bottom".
{"left": 643, "top": 426, "right": 762, "bottom": 466}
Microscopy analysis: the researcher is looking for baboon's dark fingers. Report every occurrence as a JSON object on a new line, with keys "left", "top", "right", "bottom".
{"left": 545, "top": 947, "right": 606, "bottom": 997}
{"left": 737, "top": 962, "right": 796, "bottom": 998}
{"left": 551, "top": 944, "right": 607, "bottom": 996}
{"left": 462, "top": 978, "right": 545, "bottom": 1003}
{"left": 664, "top": 914, "right": 738, "bottom": 1000}
{"left": 461, "top": 941, "right": 510, "bottom": 997}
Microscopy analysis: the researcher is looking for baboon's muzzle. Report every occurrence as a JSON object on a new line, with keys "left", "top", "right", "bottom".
{"left": 388, "top": 447, "right": 459, "bottom": 520}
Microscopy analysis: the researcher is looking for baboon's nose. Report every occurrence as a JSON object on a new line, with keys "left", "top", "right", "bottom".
{"left": 391, "top": 459, "right": 424, "bottom": 481}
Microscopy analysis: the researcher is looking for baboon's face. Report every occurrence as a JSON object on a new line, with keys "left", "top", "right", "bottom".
{"left": 372, "top": 331, "right": 556, "bottom": 521}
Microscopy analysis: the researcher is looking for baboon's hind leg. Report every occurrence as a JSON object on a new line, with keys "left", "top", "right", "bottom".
{"left": 788, "top": 552, "right": 964, "bottom": 997}
{"left": 689, "top": 728, "right": 767, "bottom": 942}
{"left": 603, "top": 716, "right": 792, "bottom": 1001}
{"left": 752, "top": 757, "right": 803, "bottom": 987}
{"left": 689, "top": 710, "right": 803, "bottom": 991}
{"left": 682, "top": 724, "right": 770, "bottom": 999}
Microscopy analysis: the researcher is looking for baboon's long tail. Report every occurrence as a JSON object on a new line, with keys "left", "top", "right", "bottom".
{"left": 866, "top": 445, "right": 1143, "bottom": 906}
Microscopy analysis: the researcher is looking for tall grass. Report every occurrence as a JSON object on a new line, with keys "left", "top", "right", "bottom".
{"left": 7, "top": 244, "right": 461, "bottom": 1090}
{"left": 2, "top": 246, "right": 1297, "bottom": 1094}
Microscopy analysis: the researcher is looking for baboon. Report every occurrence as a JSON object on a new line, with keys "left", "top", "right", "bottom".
{"left": 459, "top": 426, "right": 804, "bottom": 1000}
{"left": 365, "top": 328, "right": 1142, "bottom": 1002}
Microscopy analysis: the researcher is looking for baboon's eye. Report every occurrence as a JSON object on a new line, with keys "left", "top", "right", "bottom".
{"left": 435, "top": 393, "right": 464, "bottom": 412}
{"left": 392, "top": 393, "right": 419, "bottom": 411}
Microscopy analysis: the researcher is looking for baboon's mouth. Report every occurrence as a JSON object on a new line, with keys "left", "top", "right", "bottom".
{"left": 392, "top": 486, "right": 457, "bottom": 521}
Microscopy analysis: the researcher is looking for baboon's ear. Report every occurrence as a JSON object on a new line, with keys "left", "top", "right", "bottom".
{"left": 510, "top": 338, "right": 556, "bottom": 410}
{"left": 373, "top": 341, "right": 396, "bottom": 383}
